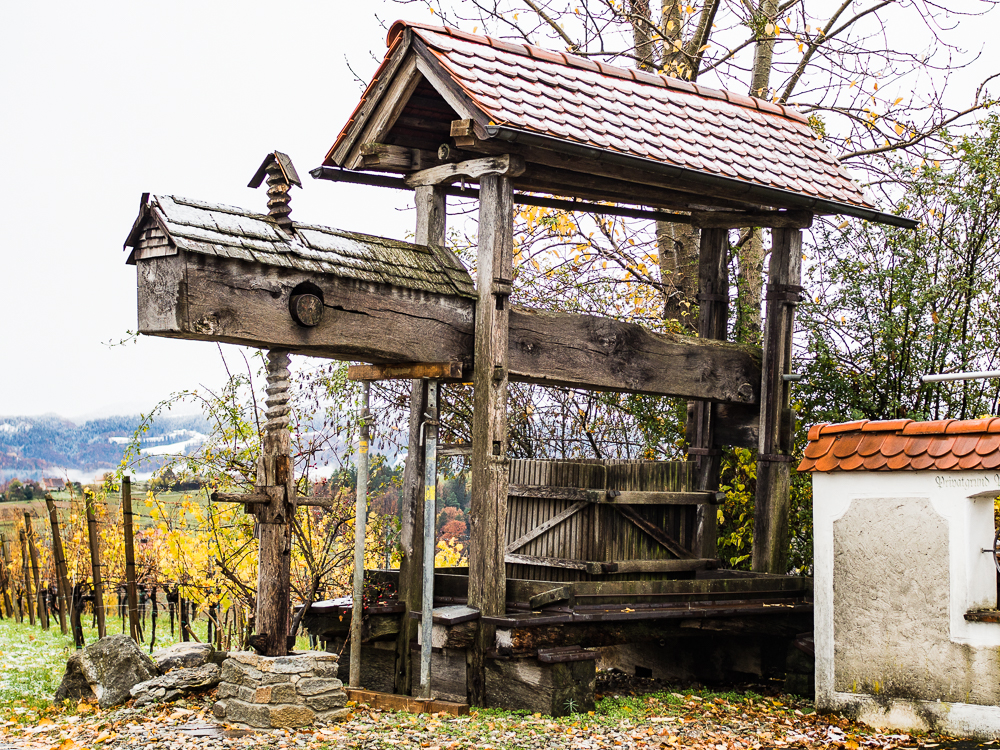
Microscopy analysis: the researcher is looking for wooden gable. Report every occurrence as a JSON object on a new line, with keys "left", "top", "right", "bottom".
{"left": 324, "top": 21, "right": 915, "bottom": 228}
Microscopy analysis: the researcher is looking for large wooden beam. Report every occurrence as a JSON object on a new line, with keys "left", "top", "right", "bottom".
{"left": 689, "top": 228, "right": 729, "bottom": 559}
{"left": 467, "top": 173, "right": 513, "bottom": 706}
{"left": 136, "top": 256, "right": 761, "bottom": 404}
{"left": 752, "top": 228, "right": 802, "bottom": 574}
{"left": 508, "top": 308, "right": 758, "bottom": 404}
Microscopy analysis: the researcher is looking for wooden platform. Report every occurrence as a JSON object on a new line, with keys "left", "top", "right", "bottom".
{"left": 346, "top": 688, "right": 469, "bottom": 715}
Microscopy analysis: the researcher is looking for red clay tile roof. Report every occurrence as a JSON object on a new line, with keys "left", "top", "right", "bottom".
{"left": 799, "top": 419, "right": 1000, "bottom": 472}
{"left": 327, "top": 21, "right": 873, "bottom": 212}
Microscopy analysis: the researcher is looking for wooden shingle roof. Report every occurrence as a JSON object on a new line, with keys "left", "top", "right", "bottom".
{"left": 798, "top": 419, "right": 1000, "bottom": 472}
{"left": 325, "top": 21, "right": 915, "bottom": 227}
{"left": 124, "top": 194, "right": 475, "bottom": 299}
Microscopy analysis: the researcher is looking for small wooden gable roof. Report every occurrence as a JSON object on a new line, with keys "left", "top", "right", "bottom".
{"left": 327, "top": 21, "right": 914, "bottom": 228}
{"left": 124, "top": 194, "right": 475, "bottom": 299}
{"left": 798, "top": 418, "right": 1000, "bottom": 473}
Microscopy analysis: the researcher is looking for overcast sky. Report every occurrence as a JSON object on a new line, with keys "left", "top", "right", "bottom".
{"left": 2, "top": 1, "right": 997, "bottom": 421}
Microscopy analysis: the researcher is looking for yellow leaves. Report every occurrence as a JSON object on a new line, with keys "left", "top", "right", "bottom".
{"left": 764, "top": 22, "right": 776, "bottom": 35}
{"left": 931, "top": 310, "right": 940, "bottom": 324}
{"left": 894, "top": 121, "right": 905, "bottom": 136}
{"left": 893, "top": 96, "right": 904, "bottom": 106}
{"left": 838, "top": 220, "right": 849, "bottom": 229}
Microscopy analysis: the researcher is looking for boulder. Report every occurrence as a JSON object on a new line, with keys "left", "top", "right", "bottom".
{"left": 54, "top": 634, "right": 159, "bottom": 708}
{"left": 130, "top": 663, "right": 222, "bottom": 706}
{"left": 152, "top": 642, "right": 217, "bottom": 673}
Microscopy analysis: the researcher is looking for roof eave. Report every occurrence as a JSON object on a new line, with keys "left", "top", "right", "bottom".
{"left": 485, "top": 125, "right": 918, "bottom": 229}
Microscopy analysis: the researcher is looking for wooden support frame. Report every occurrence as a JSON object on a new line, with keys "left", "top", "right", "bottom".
{"left": 752, "top": 228, "right": 803, "bottom": 574}
{"left": 689, "top": 227, "right": 730, "bottom": 559}
{"left": 347, "top": 362, "right": 463, "bottom": 381}
{"left": 468, "top": 172, "right": 514, "bottom": 706}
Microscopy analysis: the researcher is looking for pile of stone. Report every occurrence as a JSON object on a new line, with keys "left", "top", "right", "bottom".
{"left": 212, "top": 651, "right": 348, "bottom": 729}
{"left": 54, "top": 636, "right": 224, "bottom": 709}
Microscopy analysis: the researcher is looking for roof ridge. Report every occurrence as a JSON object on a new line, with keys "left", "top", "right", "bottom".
{"left": 389, "top": 19, "right": 810, "bottom": 126}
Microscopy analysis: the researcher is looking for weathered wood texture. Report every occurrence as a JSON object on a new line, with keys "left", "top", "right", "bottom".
{"left": 405, "top": 154, "right": 525, "bottom": 187}
{"left": 85, "top": 493, "right": 106, "bottom": 638}
{"left": 135, "top": 252, "right": 761, "bottom": 404}
{"left": 24, "top": 514, "right": 47, "bottom": 629}
{"left": 0, "top": 535, "right": 13, "bottom": 621}
{"left": 121, "top": 479, "right": 140, "bottom": 641}
{"left": 253, "top": 351, "right": 295, "bottom": 657}
{"left": 347, "top": 361, "right": 462, "bottom": 381}
{"left": 752, "top": 228, "right": 802, "bottom": 574}
{"left": 484, "top": 656, "right": 596, "bottom": 717}
{"left": 504, "top": 460, "right": 699, "bottom": 582}
{"left": 690, "top": 210, "right": 813, "bottom": 229}
{"left": 468, "top": 173, "right": 514, "bottom": 706}
{"left": 18, "top": 529, "right": 33, "bottom": 625}
{"left": 44, "top": 497, "right": 71, "bottom": 635}
{"left": 689, "top": 227, "right": 729, "bottom": 559}
{"left": 410, "top": 648, "right": 469, "bottom": 702}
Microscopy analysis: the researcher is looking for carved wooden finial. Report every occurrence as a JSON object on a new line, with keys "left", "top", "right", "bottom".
{"left": 248, "top": 151, "right": 301, "bottom": 232}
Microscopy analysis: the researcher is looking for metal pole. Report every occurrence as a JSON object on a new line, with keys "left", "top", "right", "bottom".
{"left": 921, "top": 371, "right": 1000, "bottom": 383}
{"left": 349, "top": 381, "right": 370, "bottom": 689}
{"left": 419, "top": 380, "right": 439, "bottom": 698}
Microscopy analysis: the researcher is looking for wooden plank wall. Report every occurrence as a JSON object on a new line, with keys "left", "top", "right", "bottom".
{"left": 506, "top": 460, "right": 694, "bottom": 582}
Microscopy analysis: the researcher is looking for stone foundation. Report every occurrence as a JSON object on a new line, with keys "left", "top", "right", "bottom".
{"left": 212, "top": 651, "right": 349, "bottom": 729}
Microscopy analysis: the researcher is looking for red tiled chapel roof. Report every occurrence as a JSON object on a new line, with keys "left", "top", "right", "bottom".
{"left": 798, "top": 418, "right": 1000, "bottom": 473}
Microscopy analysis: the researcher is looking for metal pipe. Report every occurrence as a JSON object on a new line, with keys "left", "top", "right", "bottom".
{"left": 483, "top": 124, "right": 919, "bottom": 230}
{"left": 419, "top": 380, "right": 439, "bottom": 698}
{"left": 921, "top": 371, "right": 1000, "bottom": 383}
{"left": 349, "top": 381, "right": 370, "bottom": 688}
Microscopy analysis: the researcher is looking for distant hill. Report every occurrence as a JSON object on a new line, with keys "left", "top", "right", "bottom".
{"left": 0, "top": 413, "right": 209, "bottom": 482}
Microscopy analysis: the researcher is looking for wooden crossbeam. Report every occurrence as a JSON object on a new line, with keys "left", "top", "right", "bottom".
{"left": 508, "top": 484, "right": 722, "bottom": 505}
{"left": 404, "top": 154, "right": 526, "bottom": 188}
{"left": 347, "top": 361, "right": 463, "bottom": 381}
{"left": 211, "top": 492, "right": 338, "bottom": 509}
{"left": 690, "top": 210, "right": 813, "bottom": 229}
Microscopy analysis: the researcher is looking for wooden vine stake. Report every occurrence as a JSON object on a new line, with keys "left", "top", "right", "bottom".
{"left": 44, "top": 496, "right": 71, "bottom": 635}
{"left": 0, "top": 534, "right": 13, "bottom": 620}
{"left": 85, "top": 491, "right": 106, "bottom": 638}
{"left": 122, "top": 477, "right": 141, "bottom": 642}
{"left": 1, "top": 535, "right": 18, "bottom": 622}
{"left": 24, "top": 514, "right": 47, "bottom": 629}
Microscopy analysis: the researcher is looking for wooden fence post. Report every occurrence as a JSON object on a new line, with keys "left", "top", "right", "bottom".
{"left": 122, "top": 477, "right": 141, "bottom": 642}
{"left": 468, "top": 172, "right": 514, "bottom": 706}
{"left": 19, "top": 524, "right": 35, "bottom": 626}
{"left": 2, "top": 535, "right": 19, "bottom": 623}
{"left": 44, "top": 496, "right": 71, "bottom": 635}
{"left": 752, "top": 227, "right": 803, "bottom": 574}
{"left": 85, "top": 492, "right": 106, "bottom": 638}
{"left": 24, "top": 513, "right": 48, "bottom": 630}
{"left": 0, "top": 534, "right": 13, "bottom": 620}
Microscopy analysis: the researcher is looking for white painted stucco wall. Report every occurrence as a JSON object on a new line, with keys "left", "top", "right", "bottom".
{"left": 814, "top": 470, "right": 1000, "bottom": 738}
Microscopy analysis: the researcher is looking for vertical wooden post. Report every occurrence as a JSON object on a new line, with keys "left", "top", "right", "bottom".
{"left": 752, "top": 228, "right": 803, "bottom": 574}
{"left": 1, "top": 535, "right": 18, "bottom": 623}
{"left": 350, "top": 381, "right": 370, "bottom": 689}
{"left": 44, "top": 496, "right": 71, "bottom": 635}
{"left": 84, "top": 492, "right": 106, "bottom": 638}
{"left": 395, "top": 184, "right": 446, "bottom": 695}
{"left": 122, "top": 477, "right": 141, "bottom": 641}
{"left": 20, "top": 526, "right": 34, "bottom": 625}
{"left": 468, "top": 173, "right": 514, "bottom": 706}
{"left": 24, "top": 514, "right": 48, "bottom": 629}
{"left": 690, "top": 228, "right": 729, "bottom": 558}
{"left": 254, "top": 349, "right": 293, "bottom": 657}
{"left": 150, "top": 587, "right": 158, "bottom": 652}
{"left": 0, "top": 534, "right": 13, "bottom": 620}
